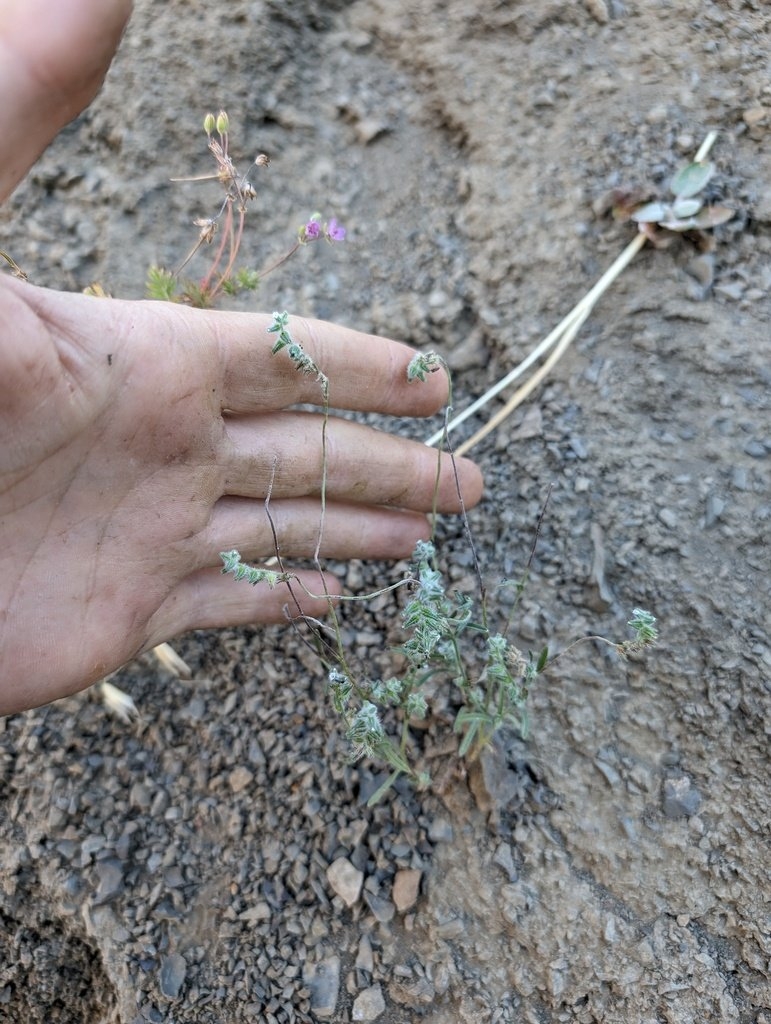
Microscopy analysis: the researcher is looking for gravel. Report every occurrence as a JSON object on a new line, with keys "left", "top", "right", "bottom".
{"left": 1, "top": 0, "right": 770, "bottom": 1021}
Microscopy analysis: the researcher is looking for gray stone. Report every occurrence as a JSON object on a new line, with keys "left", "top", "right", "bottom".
{"left": 303, "top": 956, "right": 340, "bottom": 1019}
{"left": 81, "top": 834, "right": 106, "bottom": 858}
{"left": 238, "top": 901, "right": 271, "bottom": 924}
{"left": 662, "top": 775, "right": 702, "bottom": 818}
{"left": 356, "top": 934, "right": 374, "bottom": 974}
{"left": 94, "top": 858, "right": 124, "bottom": 904}
{"left": 492, "top": 843, "right": 518, "bottom": 882}
{"left": 364, "top": 890, "right": 395, "bottom": 923}
{"left": 352, "top": 983, "right": 386, "bottom": 1021}
{"left": 428, "top": 818, "right": 454, "bottom": 843}
{"left": 435, "top": 917, "right": 464, "bottom": 940}
{"left": 468, "top": 741, "right": 522, "bottom": 813}
{"left": 159, "top": 953, "right": 186, "bottom": 1000}
{"left": 327, "top": 857, "right": 363, "bottom": 907}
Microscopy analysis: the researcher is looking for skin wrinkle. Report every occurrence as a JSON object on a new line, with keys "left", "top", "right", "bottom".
{"left": 0, "top": 288, "right": 59, "bottom": 430}
{"left": 9, "top": 286, "right": 112, "bottom": 444}
{"left": 0, "top": 1, "right": 485, "bottom": 714}
{"left": 1, "top": 288, "right": 480, "bottom": 710}
{"left": 221, "top": 409, "right": 449, "bottom": 509}
{"left": 214, "top": 312, "right": 296, "bottom": 413}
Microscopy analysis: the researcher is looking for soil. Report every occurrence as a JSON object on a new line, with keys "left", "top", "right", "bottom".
{"left": 1, "top": 1, "right": 770, "bottom": 1022}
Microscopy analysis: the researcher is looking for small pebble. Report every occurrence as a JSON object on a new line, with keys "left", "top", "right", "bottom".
{"left": 364, "top": 891, "right": 395, "bottom": 923}
{"left": 352, "top": 983, "right": 386, "bottom": 1021}
{"left": 159, "top": 954, "right": 186, "bottom": 1000}
{"left": 228, "top": 766, "right": 254, "bottom": 794}
{"left": 662, "top": 776, "right": 702, "bottom": 818}
{"left": 94, "top": 859, "right": 124, "bottom": 904}
{"left": 492, "top": 844, "right": 518, "bottom": 883}
{"left": 327, "top": 857, "right": 364, "bottom": 907}
{"left": 392, "top": 869, "right": 422, "bottom": 914}
{"left": 304, "top": 956, "right": 341, "bottom": 1019}
{"left": 356, "top": 934, "right": 374, "bottom": 974}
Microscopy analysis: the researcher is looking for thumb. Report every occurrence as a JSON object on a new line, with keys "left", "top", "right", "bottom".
{"left": 0, "top": 0, "right": 132, "bottom": 202}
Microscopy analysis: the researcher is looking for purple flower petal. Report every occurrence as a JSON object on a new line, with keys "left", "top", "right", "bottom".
{"left": 304, "top": 220, "right": 321, "bottom": 240}
{"left": 326, "top": 217, "right": 346, "bottom": 242}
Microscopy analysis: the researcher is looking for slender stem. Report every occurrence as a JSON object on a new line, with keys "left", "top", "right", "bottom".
{"left": 426, "top": 131, "right": 720, "bottom": 455}
{"left": 502, "top": 485, "right": 552, "bottom": 636}
{"left": 313, "top": 380, "right": 330, "bottom": 566}
{"left": 201, "top": 201, "right": 232, "bottom": 292}
{"left": 427, "top": 232, "right": 646, "bottom": 450}
{"left": 211, "top": 205, "right": 246, "bottom": 301}
{"left": 0, "top": 250, "right": 27, "bottom": 279}
{"left": 454, "top": 299, "right": 595, "bottom": 457}
{"left": 695, "top": 130, "right": 718, "bottom": 163}
{"left": 256, "top": 241, "right": 301, "bottom": 280}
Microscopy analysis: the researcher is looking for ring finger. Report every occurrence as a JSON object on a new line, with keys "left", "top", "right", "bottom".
{"left": 196, "top": 495, "right": 432, "bottom": 567}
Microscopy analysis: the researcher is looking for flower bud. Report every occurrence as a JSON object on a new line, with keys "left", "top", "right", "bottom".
{"left": 203, "top": 112, "right": 216, "bottom": 136}
{"left": 254, "top": 153, "right": 270, "bottom": 167}
{"left": 216, "top": 110, "right": 230, "bottom": 135}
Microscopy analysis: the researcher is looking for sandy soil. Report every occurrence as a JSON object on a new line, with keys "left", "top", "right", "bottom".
{"left": 1, "top": 1, "right": 770, "bottom": 1021}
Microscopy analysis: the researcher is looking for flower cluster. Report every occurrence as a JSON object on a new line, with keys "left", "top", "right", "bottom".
{"left": 299, "top": 213, "right": 347, "bottom": 244}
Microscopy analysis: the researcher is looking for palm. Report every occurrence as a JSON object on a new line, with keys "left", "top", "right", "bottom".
{"left": 0, "top": 280, "right": 482, "bottom": 712}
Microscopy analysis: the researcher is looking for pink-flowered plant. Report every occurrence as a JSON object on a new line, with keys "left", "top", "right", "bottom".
{"left": 146, "top": 110, "right": 346, "bottom": 307}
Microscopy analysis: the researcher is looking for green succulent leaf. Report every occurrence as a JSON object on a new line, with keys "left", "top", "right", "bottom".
{"left": 670, "top": 161, "right": 714, "bottom": 199}
{"left": 630, "top": 201, "right": 671, "bottom": 224}
{"left": 671, "top": 197, "right": 703, "bottom": 219}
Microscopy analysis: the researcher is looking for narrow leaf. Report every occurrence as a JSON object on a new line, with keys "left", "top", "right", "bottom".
{"left": 458, "top": 720, "right": 480, "bottom": 758}
{"left": 455, "top": 709, "right": 494, "bottom": 726}
{"left": 366, "top": 770, "right": 402, "bottom": 807}
{"left": 536, "top": 645, "right": 549, "bottom": 673}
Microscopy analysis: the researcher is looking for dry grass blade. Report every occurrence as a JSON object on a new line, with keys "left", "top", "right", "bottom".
{"left": 427, "top": 131, "right": 718, "bottom": 456}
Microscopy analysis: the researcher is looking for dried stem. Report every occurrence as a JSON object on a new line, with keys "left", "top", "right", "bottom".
{"left": 426, "top": 131, "right": 719, "bottom": 456}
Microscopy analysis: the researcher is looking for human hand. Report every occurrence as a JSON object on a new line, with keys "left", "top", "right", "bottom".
{"left": 0, "top": 277, "right": 482, "bottom": 713}
{"left": 0, "top": 0, "right": 132, "bottom": 202}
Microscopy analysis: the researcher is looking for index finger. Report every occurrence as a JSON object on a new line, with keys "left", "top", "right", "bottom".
{"left": 192, "top": 308, "right": 451, "bottom": 417}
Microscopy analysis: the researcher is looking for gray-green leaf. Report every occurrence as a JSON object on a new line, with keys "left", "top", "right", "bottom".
{"left": 670, "top": 161, "right": 714, "bottom": 199}
{"left": 630, "top": 201, "right": 671, "bottom": 224}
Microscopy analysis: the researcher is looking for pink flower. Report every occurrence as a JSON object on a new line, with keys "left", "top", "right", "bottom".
{"left": 326, "top": 218, "right": 346, "bottom": 242}
{"left": 304, "top": 220, "right": 321, "bottom": 240}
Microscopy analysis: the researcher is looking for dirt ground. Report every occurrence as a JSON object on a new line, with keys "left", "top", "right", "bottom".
{"left": 1, "top": 1, "right": 770, "bottom": 1021}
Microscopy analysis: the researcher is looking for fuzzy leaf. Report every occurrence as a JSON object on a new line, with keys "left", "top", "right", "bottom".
{"left": 690, "top": 205, "right": 734, "bottom": 228}
{"left": 536, "top": 646, "right": 549, "bottom": 673}
{"left": 630, "top": 201, "right": 671, "bottom": 224}
{"left": 366, "top": 770, "right": 402, "bottom": 807}
{"left": 670, "top": 161, "right": 714, "bottom": 199}
{"left": 671, "top": 197, "right": 703, "bottom": 219}
{"left": 458, "top": 720, "right": 481, "bottom": 758}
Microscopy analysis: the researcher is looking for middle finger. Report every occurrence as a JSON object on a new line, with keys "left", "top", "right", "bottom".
{"left": 222, "top": 411, "right": 481, "bottom": 513}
